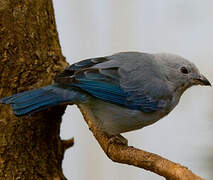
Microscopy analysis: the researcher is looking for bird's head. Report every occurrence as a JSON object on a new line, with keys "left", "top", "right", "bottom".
{"left": 155, "top": 53, "right": 211, "bottom": 95}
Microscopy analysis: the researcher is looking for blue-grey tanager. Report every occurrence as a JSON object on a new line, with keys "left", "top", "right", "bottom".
{"left": 0, "top": 52, "right": 211, "bottom": 135}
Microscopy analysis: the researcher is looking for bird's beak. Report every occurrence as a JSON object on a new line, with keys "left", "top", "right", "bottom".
{"left": 195, "top": 74, "right": 211, "bottom": 86}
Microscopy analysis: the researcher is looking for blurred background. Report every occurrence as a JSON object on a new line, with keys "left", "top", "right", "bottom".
{"left": 52, "top": 1, "right": 213, "bottom": 179}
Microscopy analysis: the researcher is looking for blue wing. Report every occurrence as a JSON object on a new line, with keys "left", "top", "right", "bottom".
{"left": 56, "top": 57, "right": 171, "bottom": 113}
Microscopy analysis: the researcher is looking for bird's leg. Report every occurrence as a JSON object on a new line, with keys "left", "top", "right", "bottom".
{"left": 106, "top": 134, "right": 128, "bottom": 156}
{"left": 108, "top": 134, "right": 128, "bottom": 146}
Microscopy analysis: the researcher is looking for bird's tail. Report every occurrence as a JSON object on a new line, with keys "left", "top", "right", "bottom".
{"left": 0, "top": 84, "right": 81, "bottom": 116}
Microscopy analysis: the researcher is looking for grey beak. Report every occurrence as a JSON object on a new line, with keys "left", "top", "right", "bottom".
{"left": 197, "top": 75, "right": 211, "bottom": 86}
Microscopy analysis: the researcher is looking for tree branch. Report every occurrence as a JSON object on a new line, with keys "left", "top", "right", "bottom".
{"left": 78, "top": 105, "right": 204, "bottom": 180}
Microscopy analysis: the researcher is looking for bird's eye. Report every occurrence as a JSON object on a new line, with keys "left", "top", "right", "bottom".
{"left": 180, "top": 67, "right": 189, "bottom": 74}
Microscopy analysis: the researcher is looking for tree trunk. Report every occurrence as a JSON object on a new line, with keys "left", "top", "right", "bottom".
{"left": 0, "top": 0, "right": 68, "bottom": 179}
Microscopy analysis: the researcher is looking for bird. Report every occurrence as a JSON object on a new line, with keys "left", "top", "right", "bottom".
{"left": 0, "top": 52, "right": 211, "bottom": 136}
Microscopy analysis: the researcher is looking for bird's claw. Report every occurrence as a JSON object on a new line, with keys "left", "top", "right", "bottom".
{"left": 106, "top": 134, "right": 128, "bottom": 156}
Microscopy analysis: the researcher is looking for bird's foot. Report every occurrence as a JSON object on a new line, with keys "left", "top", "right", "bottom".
{"left": 106, "top": 134, "right": 128, "bottom": 156}
{"left": 108, "top": 134, "right": 128, "bottom": 146}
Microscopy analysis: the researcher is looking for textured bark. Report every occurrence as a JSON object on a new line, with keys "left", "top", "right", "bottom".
{"left": 0, "top": 0, "right": 68, "bottom": 179}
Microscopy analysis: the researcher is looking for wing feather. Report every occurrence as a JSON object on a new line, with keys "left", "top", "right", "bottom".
{"left": 55, "top": 53, "right": 172, "bottom": 112}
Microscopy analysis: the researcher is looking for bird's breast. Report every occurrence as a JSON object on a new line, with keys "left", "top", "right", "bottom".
{"left": 77, "top": 99, "right": 167, "bottom": 135}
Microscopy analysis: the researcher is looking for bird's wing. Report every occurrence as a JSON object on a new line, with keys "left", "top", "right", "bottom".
{"left": 55, "top": 54, "right": 172, "bottom": 112}
{"left": 54, "top": 57, "right": 108, "bottom": 79}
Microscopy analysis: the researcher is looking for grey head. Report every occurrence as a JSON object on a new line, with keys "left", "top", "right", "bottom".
{"left": 154, "top": 53, "right": 211, "bottom": 96}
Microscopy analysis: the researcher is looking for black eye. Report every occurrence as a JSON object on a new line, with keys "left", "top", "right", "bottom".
{"left": 180, "top": 67, "right": 189, "bottom": 74}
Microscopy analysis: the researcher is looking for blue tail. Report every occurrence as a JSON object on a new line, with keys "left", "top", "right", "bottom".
{"left": 0, "top": 85, "right": 83, "bottom": 116}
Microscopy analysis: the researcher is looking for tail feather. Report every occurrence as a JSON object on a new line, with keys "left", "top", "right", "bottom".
{"left": 1, "top": 88, "right": 47, "bottom": 104}
{"left": 11, "top": 94, "right": 57, "bottom": 110}
{"left": 0, "top": 85, "right": 80, "bottom": 116}
{"left": 12, "top": 97, "right": 63, "bottom": 116}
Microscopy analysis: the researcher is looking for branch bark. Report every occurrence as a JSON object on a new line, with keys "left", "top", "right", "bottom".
{"left": 78, "top": 105, "right": 204, "bottom": 180}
